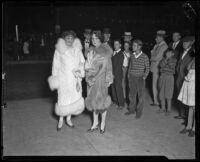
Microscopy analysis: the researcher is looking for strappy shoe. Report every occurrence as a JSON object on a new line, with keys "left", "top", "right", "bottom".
{"left": 87, "top": 125, "right": 99, "bottom": 133}
{"left": 180, "top": 128, "right": 191, "bottom": 134}
{"left": 100, "top": 128, "right": 105, "bottom": 134}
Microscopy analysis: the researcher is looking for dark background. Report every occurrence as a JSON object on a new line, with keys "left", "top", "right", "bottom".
{"left": 2, "top": 1, "right": 199, "bottom": 101}
{"left": 3, "top": 1, "right": 198, "bottom": 41}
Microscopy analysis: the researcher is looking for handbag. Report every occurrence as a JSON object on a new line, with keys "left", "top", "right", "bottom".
{"left": 76, "top": 78, "right": 81, "bottom": 92}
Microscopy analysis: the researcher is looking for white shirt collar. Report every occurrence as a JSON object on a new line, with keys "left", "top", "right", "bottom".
{"left": 133, "top": 51, "right": 143, "bottom": 59}
{"left": 113, "top": 49, "right": 121, "bottom": 56}
{"left": 174, "top": 40, "right": 180, "bottom": 44}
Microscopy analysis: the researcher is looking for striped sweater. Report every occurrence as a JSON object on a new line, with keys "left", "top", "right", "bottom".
{"left": 159, "top": 57, "right": 177, "bottom": 75}
{"left": 128, "top": 52, "right": 150, "bottom": 79}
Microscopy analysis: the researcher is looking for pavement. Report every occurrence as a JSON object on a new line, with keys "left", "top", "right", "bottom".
{"left": 2, "top": 90, "right": 195, "bottom": 158}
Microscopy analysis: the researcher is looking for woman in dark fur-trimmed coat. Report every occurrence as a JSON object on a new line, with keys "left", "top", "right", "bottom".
{"left": 85, "top": 30, "right": 113, "bottom": 134}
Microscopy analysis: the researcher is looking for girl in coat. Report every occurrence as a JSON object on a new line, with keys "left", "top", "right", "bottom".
{"left": 48, "top": 30, "right": 85, "bottom": 131}
{"left": 85, "top": 31, "right": 113, "bottom": 134}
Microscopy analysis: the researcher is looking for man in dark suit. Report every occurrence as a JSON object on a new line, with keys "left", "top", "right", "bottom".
{"left": 169, "top": 32, "right": 184, "bottom": 105}
{"left": 174, "top": 36, "right": 195, "bottom": 121}
{"left": 83, "top": 29, "right": 92, "bottom": 59}
{"left": 103, "top": 28, "right": 113, "bottom": 49}
{"left": 168, "top": 32, "right": 184, "bottom": 60}
{"left": 111, "top": 39, "right": 125, "bottom": 109}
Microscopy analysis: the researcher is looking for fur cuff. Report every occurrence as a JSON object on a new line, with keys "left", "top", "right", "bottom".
{"left": 48, "top": 76, "right": 59, "bottom": 90}
{"left": 55, "top": 97, "right": 85, "bottom": 116}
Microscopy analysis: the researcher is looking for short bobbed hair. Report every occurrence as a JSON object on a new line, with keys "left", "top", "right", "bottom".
{"left": 92, "top": 30, "right": 104, "bottom": 42}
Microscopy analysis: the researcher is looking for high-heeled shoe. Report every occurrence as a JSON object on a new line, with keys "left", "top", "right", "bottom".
{"left": 66, "top": 119, "right": 75, "bottom": 128}
{"left": 57, "top": 125, "right": 62, "bottom": 131}
{"left": 100, "top": 128, "right": 105, "bottom": 134}
{"left": 87, "top": 125, "right": 99, "bottom": 132}
{"left": 67, "top": 123, "right": 75, "bottom": 128}
{"left": 57, "top": 120, "right": 63, "bottom": 131}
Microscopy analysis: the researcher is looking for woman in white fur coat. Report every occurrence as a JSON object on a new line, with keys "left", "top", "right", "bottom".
{"left": 48, "top": 30, "right": 85, "bottom": 131}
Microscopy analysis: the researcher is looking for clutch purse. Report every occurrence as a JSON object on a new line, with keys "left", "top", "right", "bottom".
{"left": 76, "top": 79, "right": 81, "bottom": 92}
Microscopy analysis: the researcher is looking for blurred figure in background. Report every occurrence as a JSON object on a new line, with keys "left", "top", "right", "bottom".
{"left": 23, "top": 37, "right": 30, "bottom": 60}
{"left": 122, "top": 41, "right": 131, "bottom": 100}
{"left": 175, "top": 36, "right": 194, "bottom": 122}
{"left": 150, "top": 30, "right": 168, "bottom": 107}
{"left": 83, "top": 29, "right": 92, "bottom": 58}
{"left": 158, "top": 49, "right": 177, "bottom": 115}
{"left": 103, "top": 28, "right": 113, "bottom": 49}
{"left": 168, "top": 32, "right": 183, "bottom": 60}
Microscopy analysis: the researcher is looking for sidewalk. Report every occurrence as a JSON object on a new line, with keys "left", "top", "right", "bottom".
{"left": 2, "top": 90, "right": 195, "bottom": 158}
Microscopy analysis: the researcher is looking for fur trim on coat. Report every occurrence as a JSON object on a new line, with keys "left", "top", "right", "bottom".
{"left": 55, "top": 97, "right": 85, "bottom": 116}
{"left": 48, "top": 75, "right": 60, "bottom": 91}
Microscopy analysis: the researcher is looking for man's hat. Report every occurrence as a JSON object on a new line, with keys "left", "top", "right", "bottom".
{"left": 182, "top": 36, "right": 195, "bottom": 43}
{"left": 103, "top": 28, "right": 111, "bottom": 34}
{"left": 123, "top": 32, "right": 132, "bottom": 37}
{"left": 156, "top": 30, "right": 167, "bottom": 37}
{"left": 123, "top": 32, "right": 132, "bottom": 42}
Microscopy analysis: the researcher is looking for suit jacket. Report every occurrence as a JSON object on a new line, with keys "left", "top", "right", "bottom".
{"left": 176, "top": 48, "right": 194, "bottom": 90}
{"left": 150, "top": 41, "right": 168, "bottom": 73}
{"left": 168, "top": 41, "right": 183, "bottom": 60}
{"left": 112, "top": 50, "right": 124, "bottom": 79}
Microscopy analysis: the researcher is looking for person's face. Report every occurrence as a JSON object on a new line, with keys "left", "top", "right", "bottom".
{"left": 132, "top": 43, "right": 141, "bottom": 52}
{"left": 166, "top": 51, "right": 173, "bottom": 58}
{"left": 64, "top": 35, "right": 75, "bottom": 47}
{"left": 84, "top": 34, "right": 91, "bottom": 40}
{"left": 124, "top": 36, "right": 132, "bottom": 42}
{"left": 155, "top": 35, "right": 163, "bottom": 44}
{"left": 183, "top": 41, "right": 192, "bottom": 49}
{"left": 172, "top": 33, "right": 181, "bottom": 42}
{"left": 92, "top": 34, "right": 101, "bottom": 47}
{"left": 103, "top": 33, "right": 110, "bottom": 41}
{"left": 114, "top": 41, "right": 121, "bottom": 51}
{"left": 124, "top": 43, "right": 130, "bottom": 51}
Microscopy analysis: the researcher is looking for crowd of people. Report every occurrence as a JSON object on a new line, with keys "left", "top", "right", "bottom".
{"left": 47, "top": 28, "right": 195, "bottom": 137}
{"left": 4, "top": 32, "right": 59, "bottom": 61}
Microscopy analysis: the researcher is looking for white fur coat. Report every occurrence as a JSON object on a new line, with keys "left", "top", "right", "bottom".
{"left": 48, "top": 38, "right": 85, "bottom": 117}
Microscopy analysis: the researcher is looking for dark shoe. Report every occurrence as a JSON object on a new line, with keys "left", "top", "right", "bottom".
{"left": 87, "top": 126, "right": 99, "bottom": 133}
{"left": 100, "top": 128, "right": 105, "bottom": 134}
{"left": 188, "top": 130, "right": 195, "bottom": 137}
{"left": 67, "top": 124, "right": 75, "bottom": 128}
{"left": 180, "top": 128, "right": 191, "bottom": 134}
{"left": 165, "top": 111, "right": 171, "bottom": 116}
{"left": 151, "top": 103, "right": 160, "bottom": 107}
{"left": 111, "top": 103, "right": 118, "bottom": 108}
{"left": 181, "top": 122, "right": 186, "bottom": 125}
{"left": 117, "top": 106, "right": 123, "bottom": 110}
{"left": 157, "top": 109, "right": 165, "bottom": 113}
{"left": 125, "top": 111, "right": 135, "bottom": 115}
{"left": 57, "top": 127, "right": 62, "bottom": 131}
{"left": 135, "top": 115, "right": 141, "bottom": 119}
{"left": 174, "top": 116, "right": 184, "bottom": 119}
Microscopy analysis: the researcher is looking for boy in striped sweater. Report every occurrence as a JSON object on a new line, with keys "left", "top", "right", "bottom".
{"left": 158, "top": 49, "right": 177, "bottom": 115}
{"left": 125, "top": 40, "right": 149, "bottom": 118}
